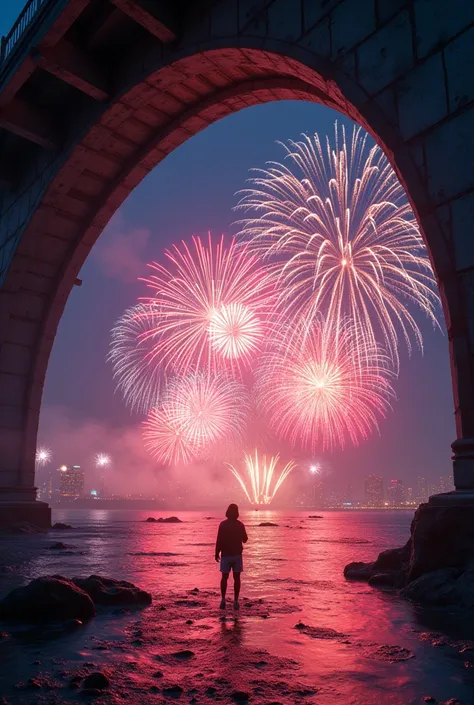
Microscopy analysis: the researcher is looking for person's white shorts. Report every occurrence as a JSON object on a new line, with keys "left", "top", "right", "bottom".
{"left": 220, "top": 555, "right": 243, "bottom": 573}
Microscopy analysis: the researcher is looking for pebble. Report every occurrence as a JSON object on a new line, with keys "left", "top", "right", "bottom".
{"left": 83, "top": 672, "right": 110, "bottom": 690}
{"left": 27, "top": 678, "right": 41, "bottom": 690}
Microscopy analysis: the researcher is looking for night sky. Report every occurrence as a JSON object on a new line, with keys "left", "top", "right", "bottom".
{"left": 1, "top": 5, "right": 455, "bottom": 496}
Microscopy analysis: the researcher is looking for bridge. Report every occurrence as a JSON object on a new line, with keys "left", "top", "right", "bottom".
{"left": 0, "top": 0, "right": 473, "bottom": 527}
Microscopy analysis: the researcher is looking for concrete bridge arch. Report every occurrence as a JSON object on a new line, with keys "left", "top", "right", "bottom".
{"left": 0, "top": 0, "right": 473, "bottom": 525}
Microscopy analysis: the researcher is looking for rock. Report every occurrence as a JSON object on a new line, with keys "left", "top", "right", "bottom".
{"left": 423, "top": 698, "right": 436, "bottom": 703}
{"left": 145, "top": 517, "right": 156, "bottom": 522}
{"left": 145, "top": 516, "right": 182, "bottom": 523}
{"left": 344, "top": 539, "right": 411, "bottom": 585}
{"left": 82, "top": 688, "right": 102, "bottom": 696}
{"left": 72, "top": 575, "right": 152, "bottom": 606}
{"left": 206, "top": 686, "right": 217, "bottom": 695}
{"left": 172, "top": 650, "right": 194, "bottom": 659}
{"left": 48, "top": 542, "right": 71, "bottom": 550}
{"left": 400, "top": 568, "right": 462, "bottom": 607}
{"left": 368, "top": 572, "right": 400, "bottom": 588}
{"left": 51, "top": 523, "right": 73, "bottom": 530}
{"left": 152, "top": 671, "right": 163, "bottom": 678}
{"left": 162, "top": 685, "right": 184, "bottom": 696}
{"left": 343, "top": 561, "right": 375, "bottom": 581}
{"left": 83, "top": 672, "right": 109, "bottom": 690}
{"left": 259, "top": 522, "right": 278, "bottom": 527}
{"left": 27, "top": 678, "right": 42, "bottom": 690}
{"left": 0, "top": 632, "right": 8, "bottom": 639}
{"left": 308, "top": 515, "right": 323, "bottom": 519}
{"left": 232, "top": 691, "right": 250, "bottom": 702}
{"left": 186, "top": 619, "right": 193, "bottom": 625}
{"left": 0, "top": 576, "right": 95, "bottom": 622}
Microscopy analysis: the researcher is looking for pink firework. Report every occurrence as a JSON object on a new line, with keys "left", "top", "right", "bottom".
{"left": 254, "top": 317, "right": 395, "bottom": 451}
{"left": 143, "top": 371, "right": 249, "bottom": 466}
{"left": 140, "top": 234, "right": 274, "bottom": 374}
{"left": 143, "top": 405, "right": 198, "bottom": 466}
{"left": 236, "top": 123, "right": 440, "bottom": 370}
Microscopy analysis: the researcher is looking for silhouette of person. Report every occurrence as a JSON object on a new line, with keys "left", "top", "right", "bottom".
{"left": 215, "top": 503, "right": 248, "bottom": 610}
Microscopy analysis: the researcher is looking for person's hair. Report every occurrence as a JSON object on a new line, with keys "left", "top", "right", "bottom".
{"left": 225, "top": 503, "right": 239, "bottom": 520}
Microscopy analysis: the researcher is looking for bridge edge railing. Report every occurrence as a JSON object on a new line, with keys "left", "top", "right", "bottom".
{"left": 0, "top": 0, "right": 58, "bottom": 69}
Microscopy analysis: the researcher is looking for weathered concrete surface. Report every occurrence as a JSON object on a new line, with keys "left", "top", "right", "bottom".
{"left": 0, "top": 0, "right": 474, "bottom": 510}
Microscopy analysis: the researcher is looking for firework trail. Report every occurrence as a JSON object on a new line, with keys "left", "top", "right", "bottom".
{"left": 143, "top": 371, "right": 250, "bottom": 466}
{"left": 227, "top": 449, "right": 295, "bottom": 505}
{"left": 140, "top": 233, "right": 275, "bottom": 375}
{"left": 235, "top": 123, "right": 440, "bottom": 370}
{"left": 35, "top": 447, "right": 51, "bottom": 467}
{"left": 254, "top": 316, "right": 395, "bottom": 452}
{"left": 95, "top": 453, "right": 111, "bottom": 468}
{"left": 108, "top": 303, "right": 163, "bottom": 413}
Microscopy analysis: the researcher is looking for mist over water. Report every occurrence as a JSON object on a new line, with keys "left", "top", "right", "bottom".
{"left": 1, "top": 509, "right": 473, "bottom": 704}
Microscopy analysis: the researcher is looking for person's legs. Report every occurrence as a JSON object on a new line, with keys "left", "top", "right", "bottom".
{"left": 233, "top": 572, "right": 241, "bottom": 601}
{"left": 220, "top": 572, "right": 229, "bottom": 608}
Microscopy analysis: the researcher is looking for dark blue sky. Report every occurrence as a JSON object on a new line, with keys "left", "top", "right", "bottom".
{"left": 1, "top": 5, "right": 455, "bottom": 492}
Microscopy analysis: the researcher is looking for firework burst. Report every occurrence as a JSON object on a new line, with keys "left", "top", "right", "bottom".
{"left": 108, "top": 303, "right": 163, "bottom": 413}
{"left": 95, "top": 453, "right": 111, "bottom": 468}
{"left": 236, "top": 123, "right": 440, "bottom": 369}
{"left": 35, "top": 447, "right": 51, "bottom": 467}
{"left": 140, "top": 233, "right": 274, "bottom": 375}
{"left": 227, "top": 449, "right": 295, "bottom": 505}
{"left": 254, "top": 317, "right": 395, "bottom": 452}
{"left": 143, "top": 371, "right": 250, "bottom": 466}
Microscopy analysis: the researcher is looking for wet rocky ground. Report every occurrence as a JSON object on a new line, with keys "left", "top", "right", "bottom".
{"left": 1, "top": 510, "right": 474, "bottom": 704}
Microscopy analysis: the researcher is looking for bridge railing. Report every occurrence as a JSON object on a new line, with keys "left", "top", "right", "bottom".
{"left": 0, "top": 0, "right": 56, "bottom": 66}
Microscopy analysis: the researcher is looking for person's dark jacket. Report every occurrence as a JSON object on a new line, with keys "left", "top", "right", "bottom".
{"left": 215, "top": 519, "right": 248, "bottom": 558}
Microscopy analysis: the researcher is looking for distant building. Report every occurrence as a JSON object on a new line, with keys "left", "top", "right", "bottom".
{"left": 415, "top": 476, "right": 427, "bottom": 503}
{"left": 364, "top": 475, "right": 384, "bottom": 507}
{"left": 386, "top": 479, "right": 405, "bottom": 506}
{"left": 59, "top": 465, "right": 84, "bottom": 499}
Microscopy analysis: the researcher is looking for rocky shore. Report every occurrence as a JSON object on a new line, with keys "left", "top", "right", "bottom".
{"left": 344, "top": 502, "right": 474, "bottom": 608}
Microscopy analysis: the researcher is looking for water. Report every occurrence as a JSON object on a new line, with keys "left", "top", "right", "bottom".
{"left": 1, "top": 509, "right": 473, "bottom": 704}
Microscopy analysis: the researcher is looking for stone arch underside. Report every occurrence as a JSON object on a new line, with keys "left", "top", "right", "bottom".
{"left": 2, "top": 46, "right": 407, "bottom": 496}
{"left": 0, "top": 0, "right": 473, "bottom": 520}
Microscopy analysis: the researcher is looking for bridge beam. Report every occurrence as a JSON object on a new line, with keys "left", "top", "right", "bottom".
{"left": 0, "top": 98, "right": 56, "bottom": 149}
{"left": 37, "top": 40, "right": 110, "bottom": 101}
{"left": 110, "top": 0, "right": 177, "bottom": 43}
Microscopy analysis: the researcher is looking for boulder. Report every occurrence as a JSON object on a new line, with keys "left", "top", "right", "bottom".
{"left": 0, "top": 576, "right": 95, "bottom": 622}
{"left": 72, "top": 575, "right": 152, "bottom": 606}
{"left": 145, "top": 517, "right": 156, "bottom": 522}
{"left": 409, "top": 504, "right": 474, "bottom": 581}
{"left": 51, "top": 523, "right": 73, "bottom": 530}
{"left": 343, "top": 561, "right": 375, "bottom": 581}
{"left": 344, "top": 539, "right": 411, "bottom": 585}
{"left": 259, "top": 522, "right": 278, "bottom": 527}
{"left": 400, "top": 568, "right": 460, "bottom": 606}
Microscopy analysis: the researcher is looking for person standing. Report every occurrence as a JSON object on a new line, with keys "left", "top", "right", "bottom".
{"left": 215, "top": 503, "right": 248, "bottom": 610}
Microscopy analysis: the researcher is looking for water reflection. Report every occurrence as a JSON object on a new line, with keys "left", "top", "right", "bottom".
{"left": 0, "top": 509, "right": 473, "bottom": 705}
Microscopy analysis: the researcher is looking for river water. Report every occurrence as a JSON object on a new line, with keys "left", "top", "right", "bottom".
{"left": 1, "top": 509, "right": 473, "bottom": 704}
